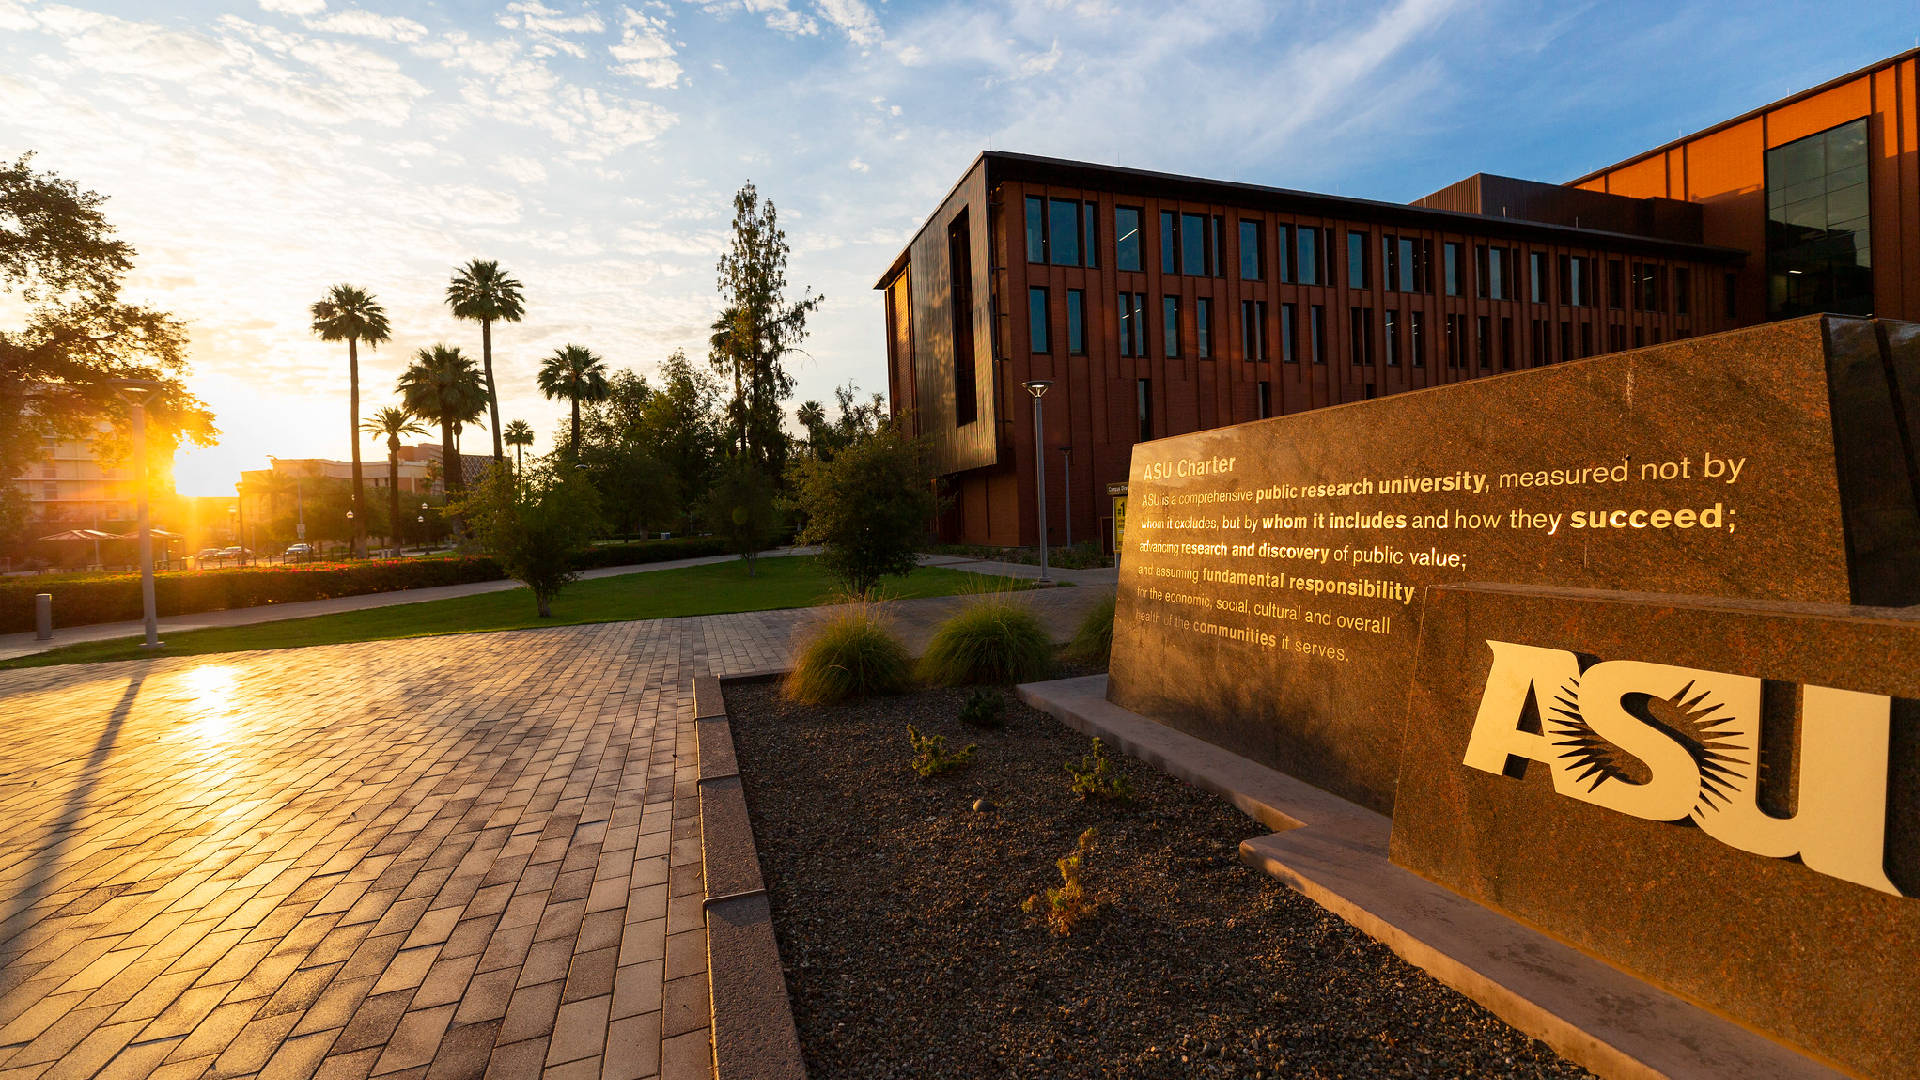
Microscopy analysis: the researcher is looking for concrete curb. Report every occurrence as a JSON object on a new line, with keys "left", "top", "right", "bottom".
{"left": 692, "top": 674, "right": 806, "bottom": 1080}
{"left": 1017, "top": 674, "right": 1844, "bottom": 1080}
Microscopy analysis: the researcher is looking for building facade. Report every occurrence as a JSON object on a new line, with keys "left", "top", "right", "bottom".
{"left": 880, "top": 49, "right": 1919, "bottom": 549}
{"left": 12, "top": 423, "right": 135, "bottom": 530}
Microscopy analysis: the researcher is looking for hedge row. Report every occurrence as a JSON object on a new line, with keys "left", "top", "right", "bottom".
{"left": 2, "top": 536, "right": 738, "bottom": 633}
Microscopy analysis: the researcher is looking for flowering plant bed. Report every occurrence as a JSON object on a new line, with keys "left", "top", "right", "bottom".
{"left": 725, "top": 668, "right": 1594, "bottom": 1079}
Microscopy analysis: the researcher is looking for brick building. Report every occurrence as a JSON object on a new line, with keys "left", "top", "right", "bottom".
{"left": 879, "top": 48, "right": 1918, "bottom": 549}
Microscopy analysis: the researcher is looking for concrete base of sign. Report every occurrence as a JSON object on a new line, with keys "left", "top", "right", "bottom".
{"left": 1016, "top": 674, "right": 1846, "bottom": 1080}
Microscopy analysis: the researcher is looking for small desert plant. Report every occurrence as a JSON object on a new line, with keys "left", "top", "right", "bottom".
{"left": 1022, "top": 828, "right": 1099, "bottom": 935}
{"left": 917, "top": 592, "right": 1052, "bottom": 686}
{"left": 1066, "top": 591, "right": 1116, "bottom": 666}
{"left": 783, "top": 601, "right": 913, "bottom": 704}
{"left": 958, "top": 687, "right": 1005, "bottom": 729}
{"left": 1066, "top": 737, "right": 1134, "bottom": 802}
{"left": 907, "top": 725, "right": 978, "bottom": 777}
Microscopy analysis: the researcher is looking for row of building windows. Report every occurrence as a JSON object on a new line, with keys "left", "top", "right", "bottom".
{"left": 1024, "top": 197, "right": 1728, "bottom": 317}
{"left": 1030, "top": 283, "right": 1694, "bottom": 367}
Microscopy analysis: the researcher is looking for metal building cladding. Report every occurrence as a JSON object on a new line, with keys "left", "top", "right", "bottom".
{"left": 877, "top": 48, "right": 1920, "bottom": 550}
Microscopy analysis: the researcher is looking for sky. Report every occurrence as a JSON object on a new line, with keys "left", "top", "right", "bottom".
{"left": 1, "top": 0, "right": 1914, "bottom": 496}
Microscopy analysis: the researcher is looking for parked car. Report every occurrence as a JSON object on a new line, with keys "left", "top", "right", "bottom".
{"left": 284, "top": 543, "right": 313, "bottom": 561}
{"left": 195, "top": 547, "right": 225, "bottom": 561}
{"left": 216, "top": 546, "right": 250, "bottom": 561}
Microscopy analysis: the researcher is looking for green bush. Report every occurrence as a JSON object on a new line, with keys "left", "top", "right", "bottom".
{"left": 1022, "top": 828, "right": 1099, "bottom": 935}
{"left": 906, "top": 725, "right": 978, "bottom": 777}
{"left": 1067, "top": 737, "right": 1134, "bottom": 802}
{"left": 958, "top": 687, "right": 1005, "bottom": 729}
{"left": 0, "top": 535, "right": 734, "bottom": 633}
{"left": 1067, "top": 591, "right": 1116, "bottom": 666}
{"left": 916, "top": 592, "right": 1052, "bottom": 686}
{"left": 782, "top": 602, "right": 914, "bottom": 704}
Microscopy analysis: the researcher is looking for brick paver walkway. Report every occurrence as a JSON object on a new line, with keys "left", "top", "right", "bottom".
{"left": 0, "top": 582, "right": 1113, "bottom": 1078}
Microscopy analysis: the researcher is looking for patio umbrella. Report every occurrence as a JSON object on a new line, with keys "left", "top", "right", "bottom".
{"left": 36, "top": 528, "right": 118, "bottom": 566}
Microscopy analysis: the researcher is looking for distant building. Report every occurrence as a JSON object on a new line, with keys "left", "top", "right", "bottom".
{"left": 11, "top": 421, "right": 136, "bottom": 530}
{"left": 879, "top": 48, "right": 1919, "bottom": 549}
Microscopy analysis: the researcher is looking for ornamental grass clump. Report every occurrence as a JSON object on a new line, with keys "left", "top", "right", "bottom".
{"left": 1067, "top": 591, "right": 1116, "bottom": 666}
{"left": 1022, "top": 828, "right": 1100, "bottom": 935}
{"left": 783, "top": 601, "right": 913, "bottom": 704}
{"left": 917, "top": 591, "right": 1052, "bottom": 686}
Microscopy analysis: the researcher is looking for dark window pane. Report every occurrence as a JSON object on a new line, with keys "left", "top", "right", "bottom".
{"left": 1067, "top": 289, "right": 1085, "bottom": 354}
{"left": 1160, "top": 211, "right": 1176, "bottom": 275}
{"left": 1196, "top": 297, "right": 1212, "bottom": 358}
{"left": 1281, "top": 303, "right": 1296, "bottom": 363}
{"left": 1115, "top": 207, "right": 1142, "bottom": 272}
{"left": 1298, "top": 227, "right": 1320, "bottom": 285}
{"left": 1767, "top": 117, "right": 1873, "bottom": 317}
{"left": 1029, "top": 287, "right": 1049, "bottom": 353}
{"left": 1310, "top": 305, "right": 1326, "bottom": 363}
{"left": 1444, "top": 242, "right": 1460, "bottom": 296}
{"left": 1024, "top": 196, "right": 1045, "bottom": 263}
{"left": 1398, "top": 237, "right": 1415, "bottom": 292}
{"left": 1049, "top": 197, "right": 1080, "bottom": 266}
{"left": 1348, "top": 231, "right": 1369, "bottom": 289}
{"left": 1278, "top": 224, "right": 1294, "bottom": 282}
{"left": 1163, "top": 296, "right": 1181, "bottom": 357}
{"left": 1181, "top": 212, "right": 1207, "bottom": 275}
{"left": 1240, "top": 220, "right": 1262, "bottom": 280}
{"left": 1083, "top": 202, "right": 1098, "bottom": 268}
{"left": 1137, "top": 378, "right": 1152, "bottom": 442}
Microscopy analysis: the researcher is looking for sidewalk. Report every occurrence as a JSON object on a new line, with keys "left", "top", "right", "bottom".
{"left": 916, "top": 552, "right": 1118, "bottom": 587}
{"left": 0, "top": 548, "right": 818, "bottom": 662}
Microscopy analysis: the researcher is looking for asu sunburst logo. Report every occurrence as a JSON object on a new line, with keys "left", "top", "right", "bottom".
{"left": 1464, "top": 641, "right": 1904, "bottom": 897}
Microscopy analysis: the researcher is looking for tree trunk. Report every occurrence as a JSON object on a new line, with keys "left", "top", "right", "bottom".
{"left": 349, "top": 337, "right": 367, "bottom": 558}
{"left": 537, "top": 592, "right": 552, "bottom": 618}
{"left": 441, "top": 420, "right": 459, "bottom": 495}
{"left": 482, "top": 319, "right": 504, "bottom": 461}
{"left": 570, "top": 396, "right": 581, "bottom": 458}
{"left": 387, "top": 436, "right": 401, "bottom": 554}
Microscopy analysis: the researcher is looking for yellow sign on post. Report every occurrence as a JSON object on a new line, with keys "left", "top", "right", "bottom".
{"left": 1106, "top": 481, "right": 1128, "bottom": 552}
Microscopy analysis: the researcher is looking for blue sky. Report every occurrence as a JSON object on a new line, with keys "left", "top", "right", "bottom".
{"left": 0, "top": 0, "right": 1912, "bottom": 493}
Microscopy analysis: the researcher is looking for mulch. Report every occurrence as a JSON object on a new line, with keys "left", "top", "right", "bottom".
{"left": 725, "top": 666, "right": 1596, "bottom": 1079}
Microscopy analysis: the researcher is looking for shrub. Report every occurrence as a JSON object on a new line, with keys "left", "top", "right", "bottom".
{"left": 782, "top": 602, "right": 913, "bottom": 704}
{"left": 958, "top": 687, "right": 1005, "bottom": 729}
{"left": 1067, "top": 738, "right": 1134, "bottom": 802}
{"left": 454, "top": 464, "right": 604, "bottom": 618}
{"left": 0, "top": 535, "right": 733, "bottom": 633}
{"left": 916, "top": 592, "right": 1052, "bottom": 686}
{"left": 1022, "top": 828, "right": 1099, "bottom": 935}
{"left": 1067, "top": 591, "right": 1116, "bottom": 666}
{"left": 790, "top": 422, "right": 938, "bottom": 594}
{"left": 706, "top": 458, "right": 780, "bottom": 577}
{"left": 906, "top": 725, "right": 978, "bottom": 778}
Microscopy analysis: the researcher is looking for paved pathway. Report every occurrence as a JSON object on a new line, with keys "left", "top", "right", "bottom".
{"left": 0, "top": 551, "right": 820, "bottom": 663}
{"left": 0, "top": 583, "right": 1113, "bottom": 1079}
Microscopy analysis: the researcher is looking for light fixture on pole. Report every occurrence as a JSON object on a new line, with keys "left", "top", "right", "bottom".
{"left": 114, "top": 380, "right": 163, "bottom": 650}
{"left": 1060, "top": 445, "right": 1072, "bottom": 549}
{"left": 1022, "top": 380, "right": 1053, "bottom": 584}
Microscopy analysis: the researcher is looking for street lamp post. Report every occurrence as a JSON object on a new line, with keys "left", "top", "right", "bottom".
{"left": 116, "top": 381, "right": 162, "bottom": 650}
{"left": 1061, "top": 445, "right": 1072, "bottom": 549}
{"left": 1022, "top": 380, "right": 1053, "bottom": 584}
{"left": 234, "top": 481, "right": 246, "bottom": 567}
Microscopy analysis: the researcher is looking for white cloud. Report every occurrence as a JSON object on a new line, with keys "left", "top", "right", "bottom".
{"left": 503, "top": 1, "right": 606, "bottom": 35}
{"left": 494, "top": 154, "right": 549, "bottom": 184}
{"left": 847, "top": 157, "right": 867, "bottom": 172}
{"left": 815, "top": 0, "right": 880, "bottom": 47}
{"left": 610, "top": 7, "right": 681, "bottom": 88}
{"left": 303, "top": 9, "right": 428, "bottom": 43}
{"left": 258, "top": 0, "right": 327, "bottom": 14}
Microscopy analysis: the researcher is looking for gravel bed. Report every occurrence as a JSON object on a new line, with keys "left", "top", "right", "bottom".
{"left": 727, "top": 668, "right": 1597, "bottom": 1080}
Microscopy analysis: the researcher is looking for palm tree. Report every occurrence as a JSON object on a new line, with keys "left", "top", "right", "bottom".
{"left": 396, "top": 345, "right": 488, "bottom": 502}
{"left": 537, "top": 344, "right": 611, "bottom": 458}
{"left": 503, "top": 419, "right": 534, "bottom": 477}
{"left": 361, "top": 406, "right": 428, "bottom": 553}
{"left": 310, "top": 284, "right": 392, "bottom": 558}
{"left": 445, "top": 259, "right": 525, "bottom": 463}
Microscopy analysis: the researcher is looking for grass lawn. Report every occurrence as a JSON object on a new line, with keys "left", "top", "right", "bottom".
{"left": 2, "top": 556, "right": 1031, "bottom": 669}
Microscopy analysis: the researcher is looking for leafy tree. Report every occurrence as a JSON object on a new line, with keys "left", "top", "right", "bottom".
{"left": 537, "top": 343, "right": 610, "bottom": 457}
{"left": 362, "top": 406, "right": 427, "bottom": 552}
{"left": 396, "top": 344, "right": 488, "bottom": 500}
{"left": 445, "top": 259, "right": 524, "bottom": 462}
{"left": 710, "top": 182, "right": 821, "bottom": 480}
{"left": 797, "top": 381, "right": 886, "bottom": 461}
{"left": 454, "top": 462, "right": 603, "bottom": 618}
{"left": 790, "top": 421, "right": 937, "bottom": 594}
{"left": 311, "top": 284, "right": 391, "bottom": 558}
{"left": 638, "top": 350, "right": 724, "bottom": 532}
{"left": 705, "top": 456, "right": 779, "bottom": 577}
{"left": 503, "top": 419, "right": 534, "bottom": 477}
{"left": 0, "top": 153, "right": 215, "bottom": 544}
{"left": 572, "top": 369, "right": 676, "bottom": 536}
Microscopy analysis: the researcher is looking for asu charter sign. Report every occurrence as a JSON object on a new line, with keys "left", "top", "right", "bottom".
{"left": 1106, "top": 315, "right": 1920, "bottom": 1078}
